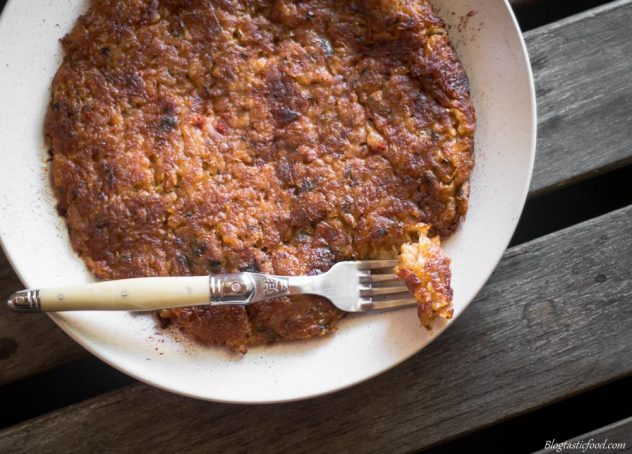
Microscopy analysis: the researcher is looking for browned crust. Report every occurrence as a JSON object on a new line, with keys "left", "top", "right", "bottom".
{"left": 46, "top": 0, "right": 475, "bottom": 352}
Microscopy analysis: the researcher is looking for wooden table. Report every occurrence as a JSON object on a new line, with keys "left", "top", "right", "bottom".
{"left": 1, "top": 1, "right": 631, "bottom": 452}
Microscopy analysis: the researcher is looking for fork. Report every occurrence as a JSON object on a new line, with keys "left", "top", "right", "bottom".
{"left": 7, "top": 260, "right": 417, "bottom": 313}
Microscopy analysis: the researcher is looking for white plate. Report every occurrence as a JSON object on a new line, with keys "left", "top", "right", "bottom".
{"left": 0, "top": 0, "right": 536, "bottom": 403}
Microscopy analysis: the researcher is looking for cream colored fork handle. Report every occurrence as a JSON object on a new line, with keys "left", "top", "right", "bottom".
{"left": 10, "top": 276, "right": 210, "bottom": 312}
{"left": 8, "top": 273, "right": 319, "bottom": 312}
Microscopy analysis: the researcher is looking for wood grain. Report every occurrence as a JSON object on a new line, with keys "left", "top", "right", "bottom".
{"left": 1, "top": 0, "right": 632, "bottom": 386}
{"left": 526, "top": 0, "right": 632, "bottom": 195}
{"left": 1, "top": 203, "right": 630, "bottom": 453}
{"left": 533, "top": 417, "right": 632, "bottom": 453}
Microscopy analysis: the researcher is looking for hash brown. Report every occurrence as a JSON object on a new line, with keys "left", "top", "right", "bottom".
{"left": 46, "top": 0, "right": 475, "bottom": 352}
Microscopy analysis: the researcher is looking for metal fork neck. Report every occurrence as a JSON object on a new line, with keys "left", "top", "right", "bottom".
{"left": 208, "top": 273, "right": 319, "bottom": 305}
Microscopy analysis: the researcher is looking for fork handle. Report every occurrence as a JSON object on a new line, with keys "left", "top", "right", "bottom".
{"left": 7, "top": 273, "right": 304, "bottom": 312}
{"left": 8, "top": 276, "right": 210, "bottom": 312}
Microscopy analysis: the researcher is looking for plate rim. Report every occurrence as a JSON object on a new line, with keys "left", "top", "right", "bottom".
{"left": 0, "top": 0, "right": 537, "bottom": 403}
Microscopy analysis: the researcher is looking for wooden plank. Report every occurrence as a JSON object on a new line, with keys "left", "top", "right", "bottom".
{"left": 526, "top": 0, "right": 632, "bottom": 195}
{"left": 533, "top": 417, "right": 632, "bottom": 454}
{"left": 1, "top": 202, "right": 630, "bottom": 453}
{"left": 0, "top": 0, "right": 631, "bottom": 385}
{"left": 0, "top": 253, "right": 85, "bottom": 384}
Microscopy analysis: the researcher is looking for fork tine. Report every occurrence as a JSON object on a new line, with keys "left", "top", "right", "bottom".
{"left": 360, "top": 285, "right": 409, "bottom": 297}
{"left": 357, "top": 259, "right": 398, "bottom": 270}
{"left": 359, "top": 273, "right": 398, "bottom": 284}
{"left": 360, "top": 297, "right": 417, "bottom": 311}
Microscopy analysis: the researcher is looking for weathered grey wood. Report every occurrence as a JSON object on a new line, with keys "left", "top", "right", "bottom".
{"left": 0, "top": 253, "right": 84, "bottom": 384}
{"left": 2, "top": 0, "right": 632, "bottom": 387}
{"left": 526, "top": 0, "right": 632, "bottom": 195}
{"left": 1, "top": 202, "right": 630, "bottom": 453}
{"left": 533, "top": 417, "right": 632, "bottom": 454}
